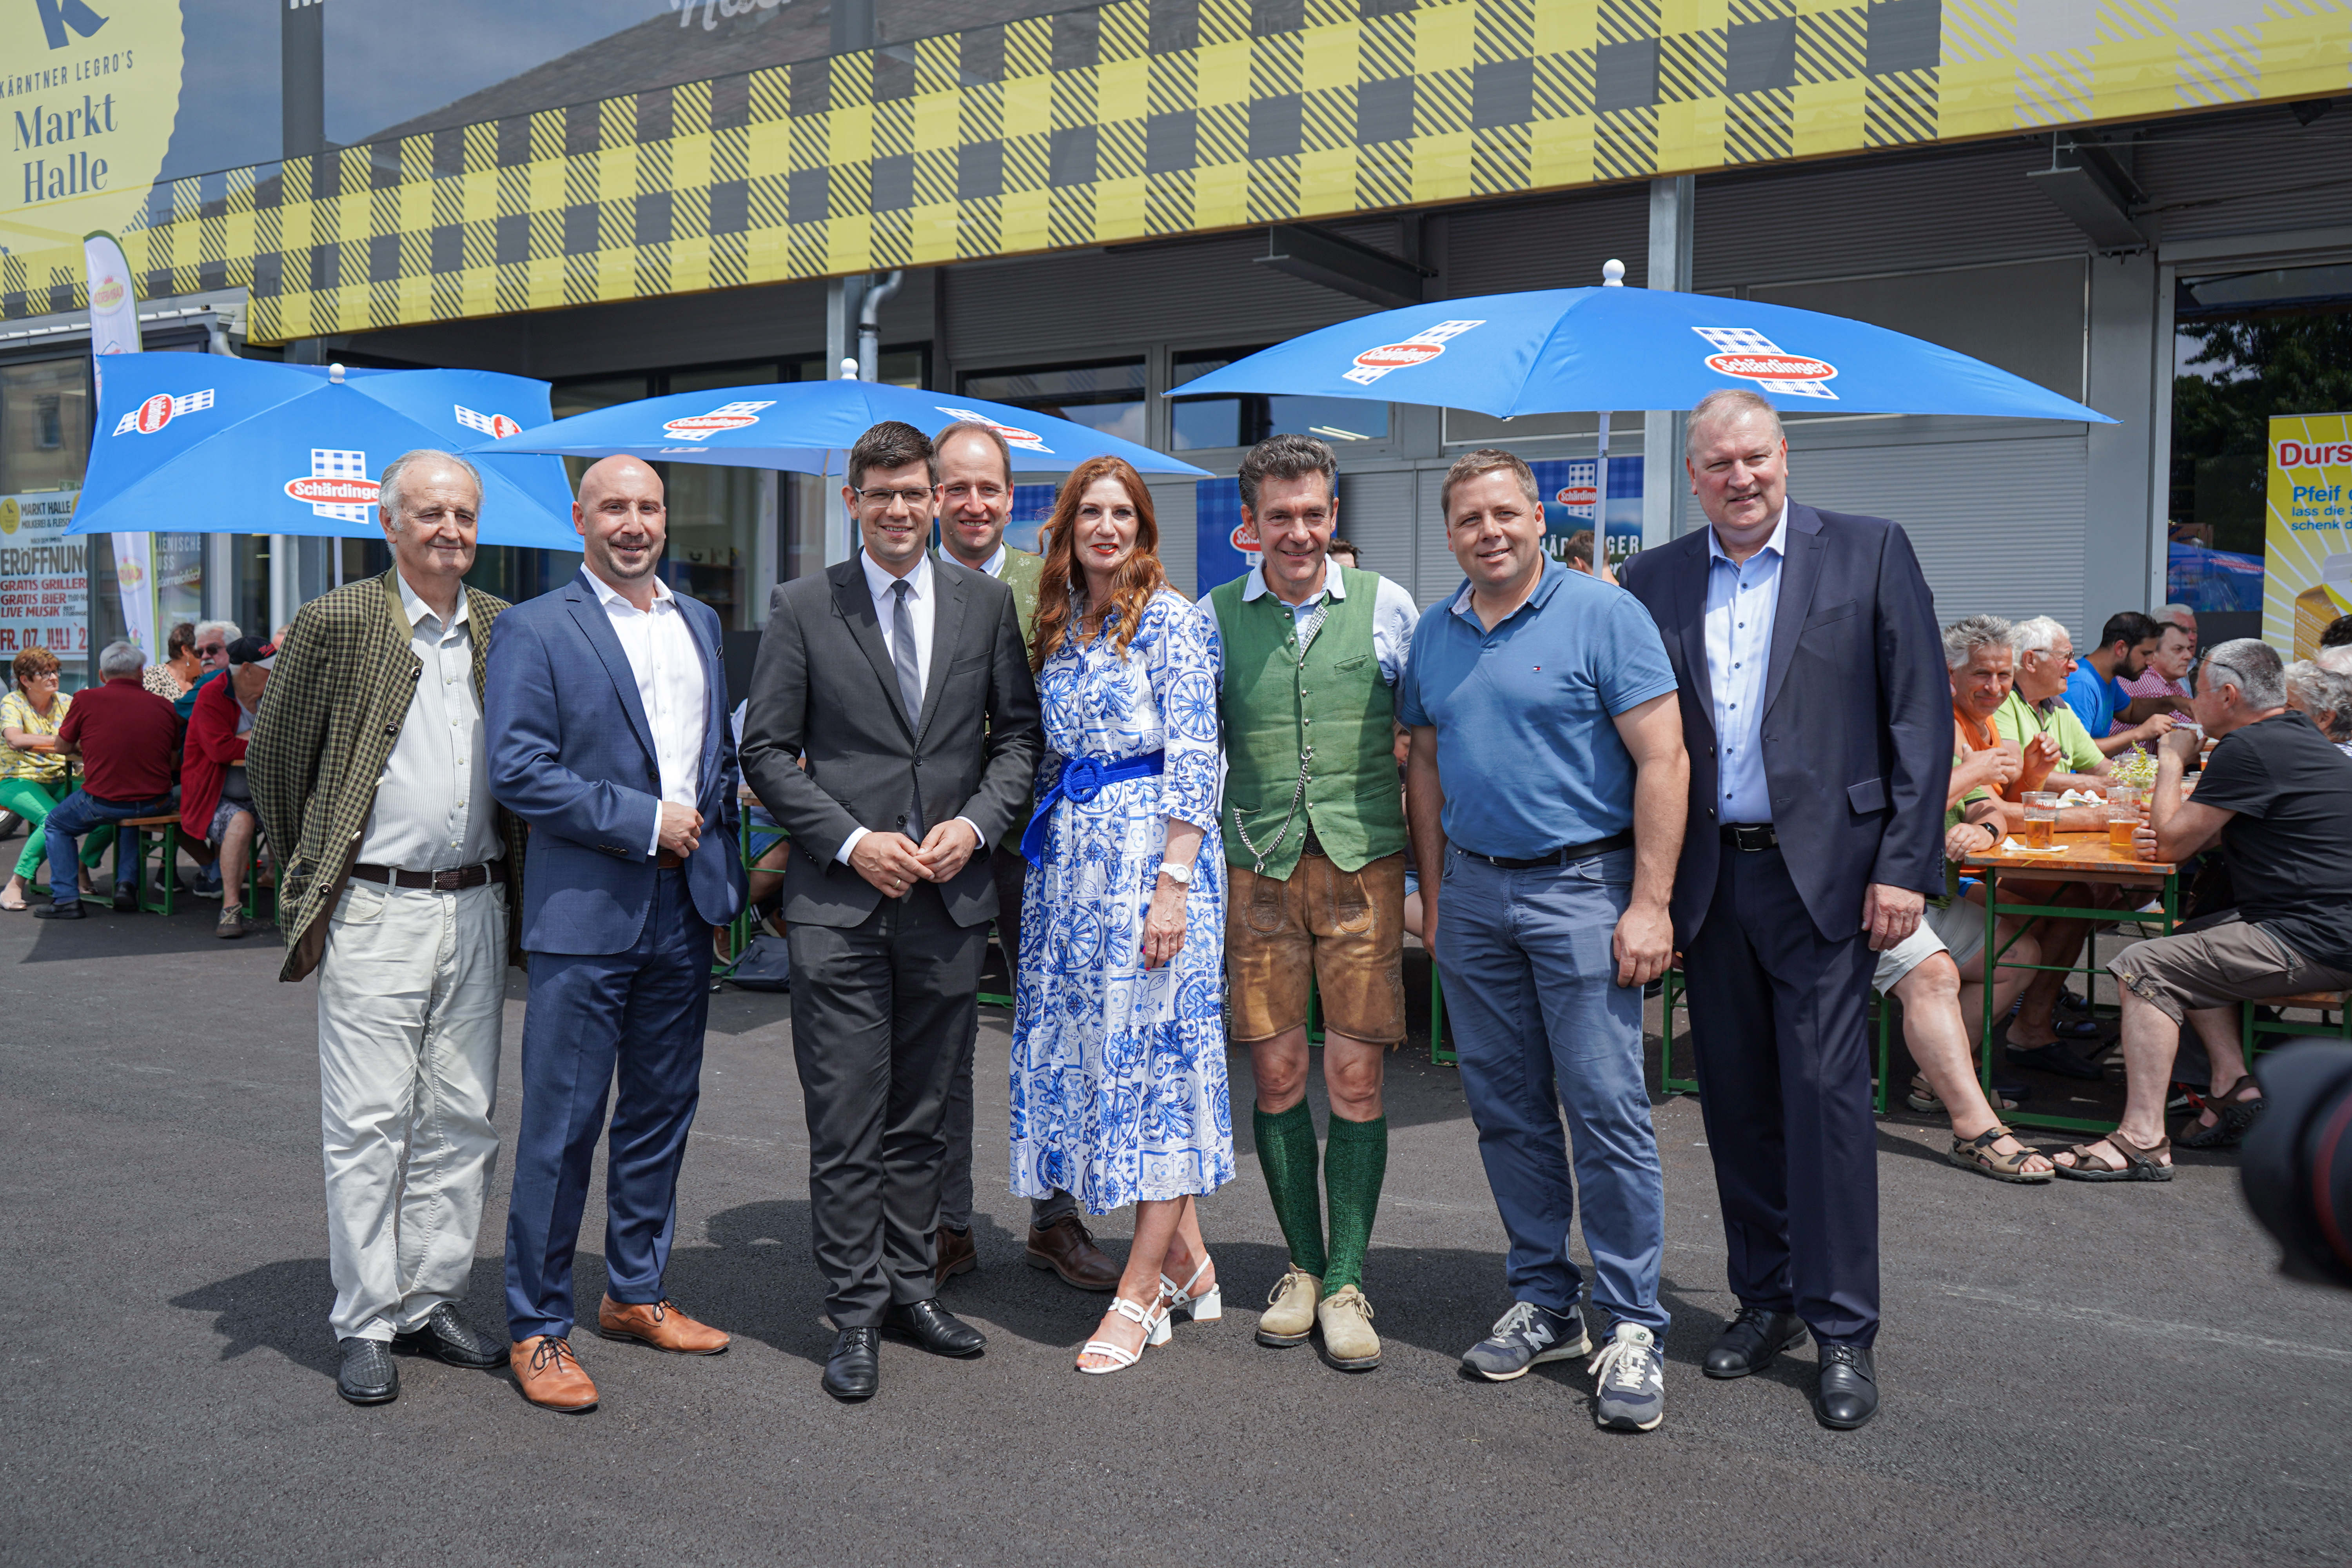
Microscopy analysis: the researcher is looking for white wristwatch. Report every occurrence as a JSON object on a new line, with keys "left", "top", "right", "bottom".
{"left": 1157, "top": 860, "right": 1192, "bottom": 886}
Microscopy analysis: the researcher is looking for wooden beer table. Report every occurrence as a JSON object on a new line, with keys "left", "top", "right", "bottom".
{"left": 1958, "top": 830, "right": 2181, "bottom": 1136}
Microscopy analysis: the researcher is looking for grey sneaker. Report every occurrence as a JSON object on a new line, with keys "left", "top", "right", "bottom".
{"left": 1461, "top": 1300, "right": 1589, "bottom": 1381}
{"left": 1590, "top": 1322, "right": 1666, "bottom": 1432}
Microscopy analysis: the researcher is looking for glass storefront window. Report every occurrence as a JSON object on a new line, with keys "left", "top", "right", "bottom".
{"left": 1169, "top": 348, "right": 1389, "bottom": 451}
{"left": 962, "top": 360, "right": 1147, "bottom": 446}
{"left": 0, "top": 357, "right": 94, "bottom": 683}
{"left": 2167, "top": 262, "right": 2352, "bottom": 640}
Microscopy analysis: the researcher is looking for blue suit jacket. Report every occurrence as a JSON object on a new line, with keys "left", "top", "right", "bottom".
{"left": 1618, "top": 501, "right": 1948, "bottom": 945}
{"left": 485, "top": 571, "right": 746, "bottom": 955}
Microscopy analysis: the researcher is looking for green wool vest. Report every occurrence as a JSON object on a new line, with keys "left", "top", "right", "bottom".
{"left": 1210, "top": 564, "right": 1405, "bottom": 880}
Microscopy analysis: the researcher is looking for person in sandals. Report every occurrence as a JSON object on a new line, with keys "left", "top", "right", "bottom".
{"left": 1209, "top": 435, "right": 1417, "bottom": 1373}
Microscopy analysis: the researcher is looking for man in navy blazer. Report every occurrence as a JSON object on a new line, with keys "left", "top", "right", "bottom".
{"left": 487, "top": 455, "right": 746, "bottom": 1412}
{"left": 1619, "top": 389, "right": 1945, "bottom": 1431}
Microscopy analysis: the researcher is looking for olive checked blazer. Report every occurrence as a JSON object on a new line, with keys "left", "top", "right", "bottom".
{"left": 248, "top": 570, "right": 528, "bottom": 982}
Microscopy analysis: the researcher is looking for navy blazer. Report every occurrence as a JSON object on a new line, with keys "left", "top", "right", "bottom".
{"left": 485, "top": 570, "right": 746, "bottom": 955}
{"left": 1618, "top": 502, "right": 1949, "bottom": 944}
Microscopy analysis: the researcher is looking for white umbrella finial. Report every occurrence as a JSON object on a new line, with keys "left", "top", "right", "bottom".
{"left": 329, "top": 361, "right": 346, "bottom": 382}
{"left": 839, "top": 357, "right": 860, "bottom": 381}
{"left": 1601, "top": 260, "right": 1625, "bottom": 287}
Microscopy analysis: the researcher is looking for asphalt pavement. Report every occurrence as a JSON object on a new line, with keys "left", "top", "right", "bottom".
{"left": 2, "top": 891, "right": 2347, "bottom": 1567}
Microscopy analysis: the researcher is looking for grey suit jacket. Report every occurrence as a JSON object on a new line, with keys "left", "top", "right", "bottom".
{"left": 741, "top": 554, "right": 1042, "bottom": 929}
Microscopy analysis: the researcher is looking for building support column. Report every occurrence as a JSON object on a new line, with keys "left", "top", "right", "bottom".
{"left": 2082, "top": 248, "right": 2160, "bottom": 641}
{"left": 1642, "top": 175, "right": 1695, "bottom": 547}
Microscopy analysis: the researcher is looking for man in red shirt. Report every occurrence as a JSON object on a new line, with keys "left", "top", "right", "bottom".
{"left": 181, "top": 635, "right": 272, "bottom": 938}
{"left": 34, "top": 641, "right": 182, "bottom": 920}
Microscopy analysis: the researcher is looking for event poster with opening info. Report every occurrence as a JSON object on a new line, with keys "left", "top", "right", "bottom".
{"left": 0, "top": 493, "right": 89, "bottom": 659}
{"left": 2263, "top": 414, "right": 2352, "bottom": 660}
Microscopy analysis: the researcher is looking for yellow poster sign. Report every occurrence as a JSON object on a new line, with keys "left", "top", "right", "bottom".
{"left": 2264, "top": 414, "right": 2352, "bottom": 660}
{"left": 2, "top": 0, "right": 183, "bottom": 267}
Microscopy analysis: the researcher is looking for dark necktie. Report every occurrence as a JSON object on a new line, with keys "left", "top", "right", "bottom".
{"left": 891, "top": 578, "right": 925, "bottom": 838}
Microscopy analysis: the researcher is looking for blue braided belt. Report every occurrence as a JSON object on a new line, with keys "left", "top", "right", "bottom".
{"left": 1019, "top": 751, "right": 1165, "bottom": 867}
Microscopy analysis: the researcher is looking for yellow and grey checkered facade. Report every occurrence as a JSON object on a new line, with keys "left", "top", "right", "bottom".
{"left": 4, "top": 0, "right": 2346, "bottom": 342}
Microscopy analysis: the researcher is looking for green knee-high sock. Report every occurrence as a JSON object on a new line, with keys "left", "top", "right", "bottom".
{"left": 1253, "top": 1102, "right": 1327, "bottom": 1277}
{"left": 1322, "top": 1114, "right": 1388, "bottom": 1294}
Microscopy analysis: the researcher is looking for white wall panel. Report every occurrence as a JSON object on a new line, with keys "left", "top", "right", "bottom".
{"left": 1335, "top": 470, "right": 1418, "bottom": 593}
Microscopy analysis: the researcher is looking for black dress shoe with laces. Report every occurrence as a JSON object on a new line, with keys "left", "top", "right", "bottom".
{"left": 336, "top": 1337, "right": 400, "bottom": 1405}
{"left": 31, "top": 900, "right": 82, "bottom": 920}
{"left": 1814, "top": 1344, "right": 1880, "bottom": 1429}
{"left": 823, "top": 1327, "right": 880, "bottom": 1400}
{"left": 1703, "top": 1306, "right": 1809, "bottom": 1379}
{"left": 882, "top": 1297, "right": 986, "bottom": 1357}
{"left": 392, "top": 1303, "right": 506, "bottom": 1369}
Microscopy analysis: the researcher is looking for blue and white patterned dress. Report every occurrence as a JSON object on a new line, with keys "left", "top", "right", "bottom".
{"left": 1010, "top": 590, "right": 1233, "bottom": 1215}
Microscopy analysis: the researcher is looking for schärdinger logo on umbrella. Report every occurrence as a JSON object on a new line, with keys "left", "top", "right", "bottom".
{"left": 935, "top": 407, "right": 1054, "bottom": 454}
{"left": 285, "top": 449, "right": 377, "bottom": 522}
{"left": 1343, "top": 320, "right": 1485, "bottom": 386}
{"left": 454, "top": 405, "right": 523, "bottom": 439}
{"left": 1693, "top": 327, "right": 1839, "bottom": 400}
{"left": 112, "top": 388, "right": 215, "bottom": 436}
{"left": 662, "top": 400, "right": 775, "bottom": 440}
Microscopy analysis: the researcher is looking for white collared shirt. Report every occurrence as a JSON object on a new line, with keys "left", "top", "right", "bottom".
{"left": 584, "top": 568, "right": 708, "bottom": 857}
{"left": 1702, "top": 504, "right": 1789, "bottom": 824}
{"left": 1239, "top": 561, "right": 1417, "bottom": 687}
{"left": 838, "top": 548, "right": 985, "bottom": 865}
{"left": 354, "top": 573, "right": 503, "bottom": 872}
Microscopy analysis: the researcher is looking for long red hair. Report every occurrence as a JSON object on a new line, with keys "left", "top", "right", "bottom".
{"left": 1030, "top": 456, "right": 1169, "bottom": 671}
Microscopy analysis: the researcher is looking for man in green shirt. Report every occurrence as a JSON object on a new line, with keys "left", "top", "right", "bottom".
{"left": 1210, "top": 434, "right": 1419, "bottom": 1373}
{"left": 928, "top": 419, "right": 1116, "bottom": 1293}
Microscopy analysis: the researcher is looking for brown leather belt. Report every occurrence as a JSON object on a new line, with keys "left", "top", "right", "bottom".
{"left": 350, "top": 860, "right": 500, "bottom": 892}
{"left": 656, "top": 849, "right": 684, "bottom": 869}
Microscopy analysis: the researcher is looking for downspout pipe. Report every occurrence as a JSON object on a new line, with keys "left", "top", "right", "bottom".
{"left": 856, "top": 269, "right": 904, "bottom": 381}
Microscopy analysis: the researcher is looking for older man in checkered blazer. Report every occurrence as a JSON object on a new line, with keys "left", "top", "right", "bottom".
{"left": 250, "top": 450, "right": 526, "bottom": 1408}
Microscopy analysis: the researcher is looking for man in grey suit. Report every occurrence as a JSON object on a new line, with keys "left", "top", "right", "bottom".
{"left": 740, "top": 421, "right": 1043, "bottom": 1401}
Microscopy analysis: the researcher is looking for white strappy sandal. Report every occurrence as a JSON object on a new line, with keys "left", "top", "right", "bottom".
{"left": 1159, "top": 1257, "right": 1222, "bottom": 1323}
{"left": 1076, "top": 1293, "right": 1171, "bottom": 1374}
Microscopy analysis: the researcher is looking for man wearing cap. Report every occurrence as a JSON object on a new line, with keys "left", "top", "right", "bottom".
{"left": 181, "top": 634, "right": 274, "bottom": 940}
{"left": 250, "top": 450, "right": 526, "bottom": 1406}
{"left": 1210, "top": 433, "right": 1417, "bottom": 1372}
{"left": 927, "top": 417, "right": 1113, "bottom": 1292}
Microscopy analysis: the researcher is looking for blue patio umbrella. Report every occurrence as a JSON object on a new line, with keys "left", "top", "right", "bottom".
{"left": 1170, "top": 287, "right": 2116, "bottom": 423}
{"left": 67, "top": 354, "right": 582, "bottom": 548}
{"left": 465, "top": 379, "right": 1211, "bottom": 478}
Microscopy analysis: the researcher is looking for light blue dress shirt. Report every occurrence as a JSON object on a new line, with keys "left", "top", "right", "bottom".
{"left": 1703, "top": 507, "right": 1788, "bottom": 824}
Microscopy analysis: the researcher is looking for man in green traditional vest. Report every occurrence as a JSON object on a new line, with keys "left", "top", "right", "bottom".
{"left": 927, "top": 419, "right": 1119, "bottom": 1294}
{"left": 1210, "top": 434, "right": 1417, "bottom": 1372}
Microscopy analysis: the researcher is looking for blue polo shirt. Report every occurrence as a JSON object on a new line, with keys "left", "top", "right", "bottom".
{"left": 2063, "top": 662, "right": 2126, "bottom": 738}
{"left": 1397, "top": 557, "right": 1679, "bottom": 858}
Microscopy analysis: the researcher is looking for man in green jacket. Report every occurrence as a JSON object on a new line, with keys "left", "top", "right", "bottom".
{"left": 927, "top": 418, "right": 1116, "bottom": 1293}
{"left": 1210, "top": 434, "right": 1417, "bottom": 1372}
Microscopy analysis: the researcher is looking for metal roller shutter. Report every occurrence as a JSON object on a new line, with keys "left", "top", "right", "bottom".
{"left": 1335, "top": 470, "right": 1419, "bottom": 598}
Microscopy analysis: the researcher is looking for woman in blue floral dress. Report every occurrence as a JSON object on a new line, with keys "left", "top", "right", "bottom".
{"left": 1010, "top": 456, "right": 1232, "bottom": 1374}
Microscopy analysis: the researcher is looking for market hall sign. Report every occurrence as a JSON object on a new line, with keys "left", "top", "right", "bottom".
{"left": 1, "top": 0, "right": 181, "bottom": 261}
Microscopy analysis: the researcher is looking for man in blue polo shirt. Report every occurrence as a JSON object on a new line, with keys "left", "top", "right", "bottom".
{"left": 1400, "top": 448, "right": 1689, "bottom": 1433}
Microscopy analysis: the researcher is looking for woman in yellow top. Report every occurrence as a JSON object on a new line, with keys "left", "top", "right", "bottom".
{"left": 0, "top": 648, "right": 109, "bottom": 911}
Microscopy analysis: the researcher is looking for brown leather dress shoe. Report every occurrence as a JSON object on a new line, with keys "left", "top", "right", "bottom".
{"left": 935, "top": 1225, "right": 978, "bottom": 1283}
{"left": 596, "top": 1295, "right": 731, "bottom": 1354}
{"left": 1024, "top": 1214, "right": 1120, "bottom": 1291}
{"left": 511, "top": 1335, "right": 598, "bottom": 1412}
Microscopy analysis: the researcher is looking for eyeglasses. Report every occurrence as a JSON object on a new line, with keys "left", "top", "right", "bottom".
{"left": 197, "top": 645, "right": 227, "bottom": 658}
{"left": 857, "top": 486, "right": 935, "bottom": 508}
{"left": 21, "top": 672, "right": 58, "bottom": 684}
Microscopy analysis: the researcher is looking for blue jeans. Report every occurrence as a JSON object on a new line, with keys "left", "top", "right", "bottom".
{"left": 44, "top": 790, "right": 173, "bottom": 902}
{"left": 1434, "top": 845, "right": 1668, "bottom": 1334}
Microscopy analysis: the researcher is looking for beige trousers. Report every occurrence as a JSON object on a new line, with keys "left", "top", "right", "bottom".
{"left": 317, "top": 879, "right": 507, "bottom": 1341}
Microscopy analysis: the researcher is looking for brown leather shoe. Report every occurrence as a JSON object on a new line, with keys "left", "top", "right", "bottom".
{"left": 510, "top": 1335, "right": 597, "bottom": 1412}
{"left": 596, "top": 1295, "right": 731, "bottom": 1354}
{"left": 1024, "top": 1214, "right": 1120, "bottom": 1291}
{"left": 936, "top": 1224, "right": 978, "bottom": 1284}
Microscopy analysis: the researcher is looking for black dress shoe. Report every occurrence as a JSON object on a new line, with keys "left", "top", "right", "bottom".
{"left": 882, "top": 1297, "right": 986, "bottom": 1357}
{"left": 391, "top": 1303, "right": 506, "bottom": 1369}
{"left": 31, "top": 900, "right": 83, "bottom": 920}
{"left": 823, "top": 1327, "right": 880, "bottom": 1400}
{"left": 1814, "top": 1343, "right": 1880, "bottom": 1429}
{"left": 1703, "top": 1306, "right": 1809, "bottom": 1379}
{"left": 112, "top": 883, "right": 140, "bottom": 913}
{"left": 336, "top": 1337, "right": 400, "bottom": 1405}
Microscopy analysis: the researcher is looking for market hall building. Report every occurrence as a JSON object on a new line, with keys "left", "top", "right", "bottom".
{"left": 4, "top": 0, "right": 2347, "bottom": 677}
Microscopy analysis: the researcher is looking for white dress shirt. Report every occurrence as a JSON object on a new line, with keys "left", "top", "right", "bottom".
{"left": 1703, "top": 505, "right": 1789, "bottom": 825}
{"left": 584, "top": 569, "right": 708, "bottom": 857}
{"left": 1238, "top": 560, "right": 1417, "bottom": 687}
{"left": 355, "top": 573, "right": 504, "bottom": 871}
{"left": 838, "top": 548, "right": 984, "bottom": 865}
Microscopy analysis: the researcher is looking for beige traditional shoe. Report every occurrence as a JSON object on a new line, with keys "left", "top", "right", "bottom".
{"left": 1316, "top": 1285, "right": 1381, "bottom": 1370}
{"left": 1256, "top": 1266, "right": 1321, "bottom": 1347}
